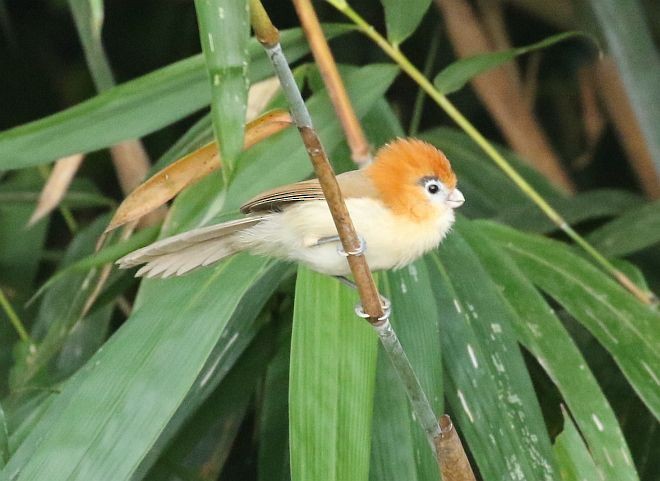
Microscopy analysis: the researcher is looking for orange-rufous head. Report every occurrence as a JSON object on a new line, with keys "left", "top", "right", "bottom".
{"left": 366, "top": 138, "right": 464, "bottom": 221}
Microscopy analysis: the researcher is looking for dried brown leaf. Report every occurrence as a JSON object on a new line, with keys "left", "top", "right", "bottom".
{"left": 28, "top": 153, "right": 84, "bottom": 227}
{"left": 105, "top": 110, "right": 292, "bottom": 232}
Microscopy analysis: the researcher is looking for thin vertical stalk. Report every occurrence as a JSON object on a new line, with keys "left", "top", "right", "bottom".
{"left": 326, "top": 0, "right": 656, "bottom": 306}
{"left": 292, "top": 0, "right": 372, "bottom": 166}
{"left": 409, "top": 32, "right": 440, "bottom": 136}
{"left": 249, "top": 0, "right": 444, "bottom": 455}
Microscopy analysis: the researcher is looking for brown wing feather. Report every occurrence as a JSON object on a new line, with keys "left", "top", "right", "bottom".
{"left": 240, "top": 170, "right": 379, "bottom": 213}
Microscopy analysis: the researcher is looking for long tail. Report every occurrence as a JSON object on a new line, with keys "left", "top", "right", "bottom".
{"left": 117, "top": 216, "right": 268, "bottom": 278}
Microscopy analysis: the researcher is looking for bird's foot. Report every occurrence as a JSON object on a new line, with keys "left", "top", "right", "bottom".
{"left": 314, "top": 235, "right": 367, "bottom": 257}
{"left": 355, "top": 296, "right": 391, "bottom": 321}
{"left": 333, "top": 275, "right": 391, "bottom": 321}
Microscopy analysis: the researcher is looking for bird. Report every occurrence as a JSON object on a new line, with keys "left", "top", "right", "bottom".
{"left": 117, "top": 138, "right": 465, "bottom": 279}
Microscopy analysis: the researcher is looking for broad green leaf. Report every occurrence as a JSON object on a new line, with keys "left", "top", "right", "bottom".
{"left": 419, "top": 127, "right": 562, "bottom": 218}
{"left": 194, "top": 0, "right": 249, "bottom": 174}
{"left": 496, "top": 189, "right": 642, "bottom": 234}
{"left": 588, "top": 0, "right": 660, "bottom": 175}
{"left": 3, "top": 256, "right": 289, "bottom": 481}
{"left": 465, "top": 220, "right": 638, "bottom": 481}
{"left": 433, "top": 31, "right": 590, "bottom": 95}
{"left": 554, "top": 409, "right": 601, "bottom": 481}
{"left": 380, "top": 0, "right": 431, "bottom": 46}
{"left": 145, "top": 322, "right": 280, "bottom": 481}
{"left": 587, "top": 199, "right": 660, "bottom": 256}
{"left": 290, "top": 268, "right": 377, "bottom": 481}
{"left": 371, "top": 262, "right": 442, "bottom": 481}
{"left": 0, "top": 25, "right": 351, "bottom": 169}
{"left": 427, "top": 225, "right": 558, "bottom": 481}
{"left": 482, "top": 222, "right": 660, "bottom": 421}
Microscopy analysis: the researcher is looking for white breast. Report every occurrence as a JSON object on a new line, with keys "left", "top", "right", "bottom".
{"left": 237, "top": 198, "right": 454, "bottom": 276}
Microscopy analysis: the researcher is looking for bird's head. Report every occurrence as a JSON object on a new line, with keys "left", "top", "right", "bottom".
{"left": 367, "top": 138, "right": 465, "bottom": 222}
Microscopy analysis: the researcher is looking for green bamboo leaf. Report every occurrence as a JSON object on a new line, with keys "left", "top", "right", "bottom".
{"left": 290, "top": 267, "right": 377, "bottom": 481}
{"left": 588, "top": 0, "right": 660, "bottom": 175}
{"left": 145, "top": 322, "right": 279, "bottom": 481}
{"left": 380, "top": 0, "right": 431, "bottom": 46}
{"left": 465, "top": 220, "right": 638, "bottom": 481}
{"left": 427, "top": 226, "right": 558, "bottom": 481}
{"left": 433, "top": 31, "right": 591, "bottom": 95}
{"left": 554, "top": 409, "right": 601, "bottom": 481}
{"left": 370, "top": 261, "right": 442, "bottom": 481}
{"left": 495, "top": 189, "right": 643, "bottom": 234}
{"left": 3, "top": 256, "right": 289, "bottom": 481}
{"left": 194, "top": 0, "right": 249, "bottom": 176}
{"left": 0, "top": 25, "right": 351, "bottom": 169}
{"left": 483, "top": 222, "right": 660, "bottom": 421}
{"left": 587, "top": 199, "right": 660, "bottom": 256}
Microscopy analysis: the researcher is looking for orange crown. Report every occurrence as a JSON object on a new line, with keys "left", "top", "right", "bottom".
{"left": 367, "top": 138, "right": 457, "bottom": 219}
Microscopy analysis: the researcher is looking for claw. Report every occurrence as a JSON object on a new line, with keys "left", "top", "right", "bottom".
{"left": 354, "top": 294, "right": 391, "bottom": 321}
{"left": 337, "top": 236, "right": 367, "bottom": 257}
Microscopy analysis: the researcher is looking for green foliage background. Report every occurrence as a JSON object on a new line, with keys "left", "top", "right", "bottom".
{"left": 0, "top": 1, "right": 658, "bottom": 481}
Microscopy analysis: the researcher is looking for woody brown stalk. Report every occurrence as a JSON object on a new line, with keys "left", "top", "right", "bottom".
{"left": 249, "top": 0, "right": 445, "bottom": 453}
{"left": 436, "top": 416, "right": 477, "bottom": 481}
{"left": 292, "top": 0, "right": 372, "bottom": 166}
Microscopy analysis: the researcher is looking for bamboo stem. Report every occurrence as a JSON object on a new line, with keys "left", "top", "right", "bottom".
{"left": 292, "top": 0, "right": 372, "bottom": 166}
{"left": 326, "top": 0, "right": 656, "bottom": 305}
{"left": 250, "top": 0, "right": 443, "bottom": 453}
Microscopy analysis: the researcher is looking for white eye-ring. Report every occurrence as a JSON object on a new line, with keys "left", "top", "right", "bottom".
{"left": 422, "top": 178, "right": 445, "bottom": 197}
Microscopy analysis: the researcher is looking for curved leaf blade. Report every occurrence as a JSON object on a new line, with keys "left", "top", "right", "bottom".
{"left": 0, "top": 25, "right": 351, "bottom": 169}
{"left": 4, "top": 256, "right": 288, "bottom": 481}
{"left": 554, "top": 409, "right": 602, "bottom": 481}
{"left": 380, "top": 0, "right": 431, "bottom": 46}
{"left": 587, "top": 199, "right": 660, "bottom": 256}
{"left": 465, "top": 220, "right": 639, "bottom": 481}
{"left": 483, "top": 222, "right": 660, "bottom": 421}
{"left": 433, "top": 31, "right": 590, "bottom": 95}
{"left": 428, "top": 224, "right": 558, "bottom": 481}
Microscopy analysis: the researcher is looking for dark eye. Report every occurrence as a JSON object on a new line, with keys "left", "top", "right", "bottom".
{"left": 427, "top": 184, "right": 440, "bottom": 194}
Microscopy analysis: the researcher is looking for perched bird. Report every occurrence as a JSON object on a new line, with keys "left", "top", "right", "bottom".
{"left": 117, "top": 138, "right": 465, "bottom": 279}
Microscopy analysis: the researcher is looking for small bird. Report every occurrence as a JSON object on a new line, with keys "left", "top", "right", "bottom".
{"left": 117, "top": 138, "right": 464, "bottom": 279}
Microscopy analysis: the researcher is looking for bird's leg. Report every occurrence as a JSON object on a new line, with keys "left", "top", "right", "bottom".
{"left": 314, "top": 235, "right": 367, "bottom": 257}
{"left": 333, "top": 275, "right": 392, "bottom": 321}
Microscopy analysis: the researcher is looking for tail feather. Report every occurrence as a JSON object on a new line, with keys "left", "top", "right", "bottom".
{"left": 118, "top": 215, "right": 268, "bottom": 278}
